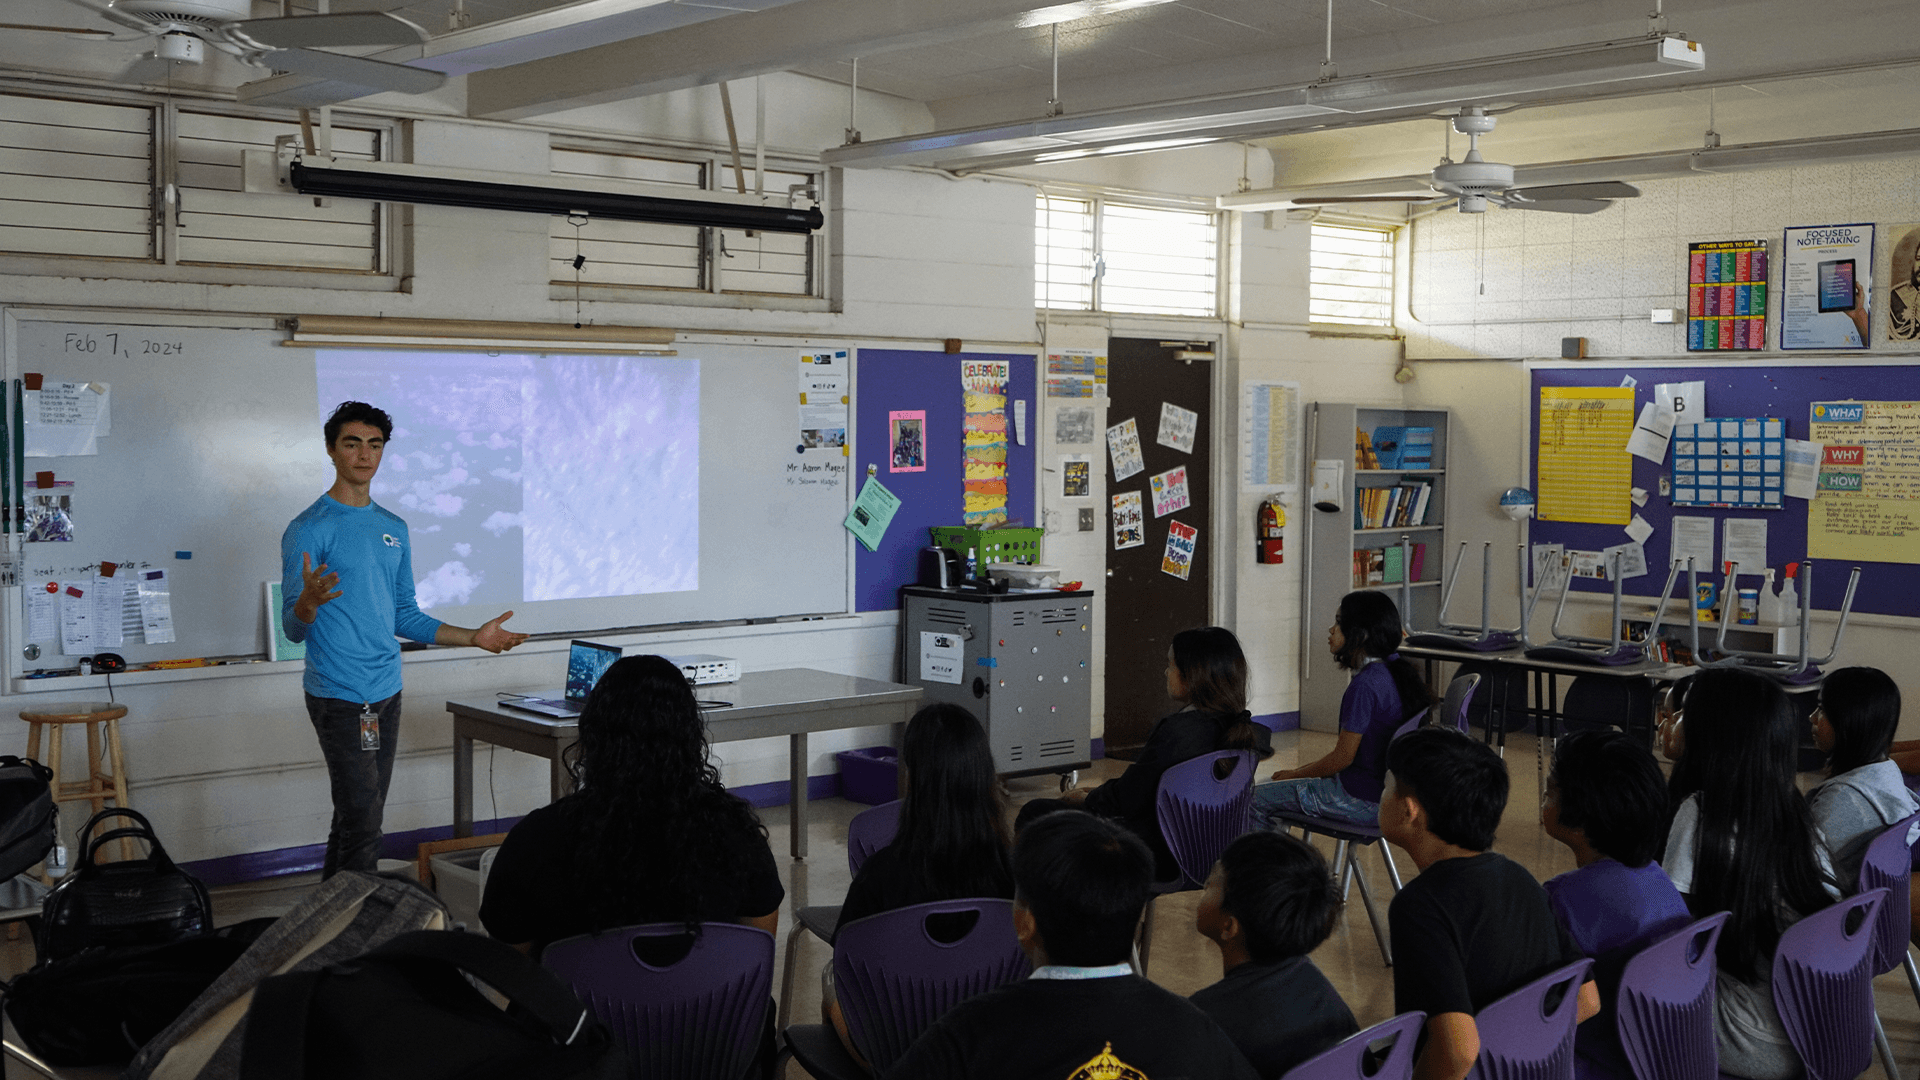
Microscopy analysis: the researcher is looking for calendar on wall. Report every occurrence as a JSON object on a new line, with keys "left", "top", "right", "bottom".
{"left": 1671, "top": 417, "right": 1785, "bottom": 508}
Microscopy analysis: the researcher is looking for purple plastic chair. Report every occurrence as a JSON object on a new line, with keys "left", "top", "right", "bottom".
{"left": 542, "top": 921, "right": 774, "bottom": 1080}
{"left": 778, "top": 798, "right": 903, "bottom": 1029}
{"left": 1265, "top": 674, "right": 1477, "bottom": 967}
{"left": 1467, "top": 957, "right": 1593, "bottom": 1080}
{"left": 1613, "top": 912, "right": 1728, "bottom": 1080}
{"left": 1857, "top": 811, "right": 1920, "bottom": 1079}
{"left": 1769, "top": 887, "right": 1887, "bottom": 1080}
{"left": 1279, "top": 1010, "right": 1426, "bottom": 1080}
{"left": 781, "top": 898, "right": 1028, "bottom": 1080}
{"left": 1136, "top": 749, "right": 1258, "bottom": 973}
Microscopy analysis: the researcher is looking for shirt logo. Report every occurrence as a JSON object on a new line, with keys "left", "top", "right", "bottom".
{"left": 382, "top": 534, "right": 402, "bottom": 548}
{"left": 1070, "top": 1042, "right": 1147, "bottom": 1080}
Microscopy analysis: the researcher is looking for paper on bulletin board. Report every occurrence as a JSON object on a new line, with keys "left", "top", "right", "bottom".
{"left": 137, "top": 568, "right": 174, "bottom": 645}
{"left": 1149, "top": 466, "right": 1190, "bottom": 517}
{"left": 1241, "top": 381, "right": 1300, "bottom": 490}
{"left": 1601, "top": 541, "right": 1649, "bottom": 580}
{"left": 1783, "top": 439, "right": 1823, "bottom": 500}
{"left": 1537, "top": 387, "right": 1634, "bottom": 524}
{"left": 888, "top": 410, "right": 926, "bottom": 473}
{"left": 1107, "top": 417, "right": 1145, "bottom": 481}
{"left": 1162, "top": 521, "right": 1197, "bottom": 580}
{"left": 843, "top": 475, "right": 902, "bottom": 553}
{"left": 25, "top": 586, "right": 55, "bottom": 642}
{"left": 1046, "top": 350, "right": 1107, "bottom": 398}
{"left": 1061, "top": 456, "right": 1091, "bottom": 499}
{"left": 1157, "top": 402, "right": 1198, "bottom": 453}
{"left": 1781, "top": 224, "right": 1873, "bottom": 350}
{"left": 1112, "top": 491, "right": 1145, "bottom": 550}
{"left": 1670, "top": 516, "right": 1716, "bottom": 574}
{"left": 24, "top": 382, "right": 109, "bottom": 458}
{"left": 1807, "top": 399, "right": 1920, "bottom": 563}
{"left": 961, "top": 360, "right": 1011, "bottom": 527}
{"left": 797, "top": 350, "right": 849, "bottom": 452}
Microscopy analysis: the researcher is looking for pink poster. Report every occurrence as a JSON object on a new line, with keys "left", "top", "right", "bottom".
{"left": 889, "top": 410, "right": 926, "bottom": 472}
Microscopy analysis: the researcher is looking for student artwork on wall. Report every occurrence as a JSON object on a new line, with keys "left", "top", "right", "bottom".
{"left": 1149, "top": 466, "right": 1190, "bottom": 517}
{"left": 889, "top": 410, "right": 926, "bottom": 472}
{"left": 1112, "top": 491, "right": 1145, "bottom": 549}
{"left": 1781, "top": 224, "right": 1873, "bottom": 350}
{"left": 1889, "top": 224, "right": 1920, "bottom": 342}
{"left": 1107, "top": 417, "right": 1145, "bottom": 481}
{"left": 1670, "top": 418, "right": 1785, "bottom": 509}
{"left": 1687, "top": 240, "right": 1768, "bottom": 351}
{"left": 1061, "top": 456, "right": 1091, "bottom": 498}
{"left": 961, "top": 360, "right": 1011, "bottom": 526}
{"left": 1157, "top": 402, "right": 1198, "bottom": 453}
{"left": 1161, "top": 521, "right": 1197, "bottom": 580}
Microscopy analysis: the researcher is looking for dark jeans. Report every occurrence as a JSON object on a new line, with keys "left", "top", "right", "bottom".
{"left": 306, "top": 691, "right": 402, "bottom": 879}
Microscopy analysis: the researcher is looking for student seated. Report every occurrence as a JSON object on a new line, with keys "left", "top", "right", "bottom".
{"left": 1254, "top": 591, "right": 1433, "bottom": 828}
{"left": 828, "top": 703, "right": 1015, "bottom": 1061}
{"left": 1541, "top": 730, "right": 1692, "bottom": 1080}
{"left": 1378, "top": 728, "right": 1598, "bottom": 1080}
{"left": 884, "top": 810, "right": 1259, "bottom": 1080}
{"left": 1191, "top": 831, "right": 1358, "bottom": 1079}
{"left": 479, "top": 654, "right": 784, "bottom": 950}
{"left": 1016, "top": 626, "right": 1268, "bottom": 879}
{"left": 1809, "top": 666, "right": 1918, "bottom": 888}
{"left": 1664, "top": 668, "right": 1838, "bottom": 1080}
{"left": 1652, "top": 673, "right": 1693, "bottom": 763}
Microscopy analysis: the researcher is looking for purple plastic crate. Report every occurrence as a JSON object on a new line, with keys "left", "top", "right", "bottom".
{"left": 836, "top": 746, "right": 900, "bottom": 805}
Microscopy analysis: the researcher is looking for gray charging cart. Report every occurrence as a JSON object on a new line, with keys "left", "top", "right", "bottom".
{"left": 900, "top": 585, "right": 1094, "bottom": 786}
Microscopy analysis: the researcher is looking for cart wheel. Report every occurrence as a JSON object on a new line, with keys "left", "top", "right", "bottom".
{"left": 1059, "top": 770, "right": 1078, "bottom": 792}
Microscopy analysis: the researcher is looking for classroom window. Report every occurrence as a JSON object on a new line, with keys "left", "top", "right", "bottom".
{"left": 0, "top": 93, "right": 154, "bottom": 262}
{"left": 1035, "top": 193, "right": 1218, "bottom": 317}
{"left": 549, "top": 146, "right": 821, "bottom": 299}
{"left": 1309, "top": 222, "right": 1396, "bottom": 328}
{"left": 175, "top": 111, "right": 383, "bottom": 272}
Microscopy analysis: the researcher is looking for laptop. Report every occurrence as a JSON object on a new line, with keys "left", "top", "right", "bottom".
{"left": 500, "top": 640, "right": 622, "bottom": 718}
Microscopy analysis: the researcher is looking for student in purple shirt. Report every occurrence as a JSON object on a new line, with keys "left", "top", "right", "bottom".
{"left": 1254, "top": 591, "right": 1433, "bottom": 827}
{"left": 1541, "top": 730, "right": 1692, "bottom": 1080}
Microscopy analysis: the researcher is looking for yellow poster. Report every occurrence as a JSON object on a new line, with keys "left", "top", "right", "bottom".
{"left": 1807, "top": 399, "right": 1920, "bottom": 564}
{"left": 1537, "top": 387, "right": 1634, "bottom": 524}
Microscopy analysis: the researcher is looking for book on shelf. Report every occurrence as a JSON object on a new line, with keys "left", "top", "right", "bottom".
{"left": 1354, "top": 428, "right": 1379, "bottom": 469}
{"left": 1354, "top": 542, "right": 1427, "bottom": 587}
{"left": 1401, "top": 426, "right": 1434, "bottom": 468}
{"left": 1352, "top": 480, "right": 1434, "bottom": 529}
{"left": 1371, "top": 426, "right": 1406, "bottom": 470}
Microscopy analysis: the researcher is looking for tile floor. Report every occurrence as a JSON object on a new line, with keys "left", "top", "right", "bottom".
{"left": 8, "top": 729, "right": 1910, "bottom": 1080}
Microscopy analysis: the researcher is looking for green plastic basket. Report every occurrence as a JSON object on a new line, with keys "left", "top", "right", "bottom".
{"left": 929, "top": 526, "right": 1045, "bottom": 567}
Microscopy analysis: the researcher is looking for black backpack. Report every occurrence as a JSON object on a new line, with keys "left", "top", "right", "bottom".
{"left": 239, "top": 930, "right": 625, "bottom": 1080}
{"left": 40, "top": 807, "right": 212, "bottom": 963}
{"left": 0, "top": 755, "right": 55, "bottom": 881}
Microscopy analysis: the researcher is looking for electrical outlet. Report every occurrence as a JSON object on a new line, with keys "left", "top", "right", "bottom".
{"left": 1078, "top": 508, "right": 1096, "bottom": 531}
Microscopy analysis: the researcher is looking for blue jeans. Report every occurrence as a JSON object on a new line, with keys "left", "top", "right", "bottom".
{"left": 306, "top": 691, "right": 402, "bottom": 878}
{"left": 1252, "top": 776, "right": 1380, "bottom": 828}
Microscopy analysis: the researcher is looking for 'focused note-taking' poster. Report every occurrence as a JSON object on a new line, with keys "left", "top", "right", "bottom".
{"left": 1536, "top": 387, "right": 1633, "bottom": 525}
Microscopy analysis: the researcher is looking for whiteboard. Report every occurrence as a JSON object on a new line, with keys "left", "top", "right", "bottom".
{"left": 3, "top": 314, "right": 851, "bottom": 672}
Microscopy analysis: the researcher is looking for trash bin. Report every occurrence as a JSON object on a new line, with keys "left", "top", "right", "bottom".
{"left": 835, "top": 746, "right": 900, "bottom": 805}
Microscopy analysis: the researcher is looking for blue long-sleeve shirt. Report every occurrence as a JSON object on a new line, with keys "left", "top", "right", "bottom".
{"left": 281, "top": 495, "right": 442, "bottom": 702}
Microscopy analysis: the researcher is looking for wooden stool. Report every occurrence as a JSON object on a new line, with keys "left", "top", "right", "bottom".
{"left": 20, "top": 701, "right": 132, "bottom": 875}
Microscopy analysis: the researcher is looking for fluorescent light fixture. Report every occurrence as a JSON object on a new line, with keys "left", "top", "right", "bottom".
{"left": 823, "top": 36, "right": 1703, "bottom": 173}
{"left": 1689, "top": 128, "right": 1920, "bottom": 173}
{"left": 1017, "top": 0, "right": 1181, "bottom": 28}
{"left": 274, "top": 156, "right": 824, "bottom": 233}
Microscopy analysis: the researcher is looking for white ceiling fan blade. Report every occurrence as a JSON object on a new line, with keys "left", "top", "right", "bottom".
{"left": 63, "top": 0, "right": 161, "bottom": 34}
{"left": 1510, "top": 182, "right": 1641, "bottom": 201}
{"left": 1292, "top": 195, "right": 1447, "bottom": 206}
{"left": 1495, "top": 196, "right": 1613, "bottom": 214}
{"left": 231, "top": 11, "right": 428, "bottom": 50}
{"left": 0, "top": 21, "right": 117, "bottom": 36}
{"left": 258, "top": 48, "right": 446, "bottom": 94}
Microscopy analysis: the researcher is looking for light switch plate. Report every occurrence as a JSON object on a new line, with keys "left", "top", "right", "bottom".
{"left": 1078, "top": 508, "right": 1095, "bottom": 531}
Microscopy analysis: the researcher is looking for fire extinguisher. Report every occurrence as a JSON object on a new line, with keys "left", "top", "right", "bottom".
{"left": 1256, "top": 499, "right": 1286, "bottom": 564}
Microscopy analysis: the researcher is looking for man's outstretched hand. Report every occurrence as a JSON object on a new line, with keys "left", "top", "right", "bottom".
{"left": 294, "top": 552, "right": 341, "bottom": 624}
{"left": 471, "top": 610, "right": 530, "bottom": 654}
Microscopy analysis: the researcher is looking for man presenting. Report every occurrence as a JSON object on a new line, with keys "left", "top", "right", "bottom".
{"left": 282, "top": 401, "right": 528, "bottom": 878}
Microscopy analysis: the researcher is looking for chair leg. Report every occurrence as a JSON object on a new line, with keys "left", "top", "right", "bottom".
{"left": 1137, "top": 896, "right": 1157, "bottom": 976}
{"left": 1904, "top": 949, "right": 1920, "bottom": 1011}
{"left": 1379, "top": 843, "right": 1405, "bottom": 893}
{"left": 777, "top": 921, "right": 809, "bottom": 1032}
{"left": 1351, "top": 854, "right": 1393, "bottom": 967}
{"left": 1333, "top": 839, "right": 1352, "bottom": 903}
{"left": 1874, "top": 1012, "right": 1899, "bottom": 1080}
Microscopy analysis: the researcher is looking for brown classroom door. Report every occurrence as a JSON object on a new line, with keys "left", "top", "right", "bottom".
{"left": 1102, "top": 338, "right": 1213, "bottom": 756}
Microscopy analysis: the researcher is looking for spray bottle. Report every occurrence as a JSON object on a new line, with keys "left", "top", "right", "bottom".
{"left": 1777, "top": 562, "right": 1801, "bottom": 622}
{"left": 1757, "top": 568, "right": 1783, "bottom": 624}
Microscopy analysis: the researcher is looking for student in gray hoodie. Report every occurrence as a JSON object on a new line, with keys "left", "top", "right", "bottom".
{"left": 1810, "top": 666, "right": 1919, "bottom": 889}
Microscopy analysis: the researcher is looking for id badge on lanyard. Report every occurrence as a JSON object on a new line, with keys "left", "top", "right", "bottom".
{"left": 359, "top": 702, "right": 380, "bottom": 751}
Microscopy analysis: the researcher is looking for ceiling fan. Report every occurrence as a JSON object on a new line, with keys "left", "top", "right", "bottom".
{"left": 7, "top": 0, "right": 445, "bottom": 95}
{"left": 1297, "top": 106, "right": 1642, "bottom": 215}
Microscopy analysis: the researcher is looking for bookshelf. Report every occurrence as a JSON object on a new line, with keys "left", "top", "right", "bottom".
{"left": 1301, "top": 404, "right": 1452, "bottom": 732}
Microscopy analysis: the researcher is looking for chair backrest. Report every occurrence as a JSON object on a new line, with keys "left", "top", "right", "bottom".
{"left": 1614, "top": 912, "right": 1729, "bottom": 1080}
{"left": 1278, "top": 1010, "right": 1426, "bottom": 1080}
{"left": 542, "top": 922, "right": 774, "bottom": 1080}
{"left": 1771, "top": 887, "right": 1887, "bottom": 1080}
{"left": 1155, "top": 750, "right": 1259, "bottom": 889}
{"left": 832, "top": 897, "right": 1029, "bottom": 1074}
{"left": 1856, "top": 811, "right": 1920, "bottom": 976}
{"left": 1391, "top": 707, "right": 1432, "bottom": 742}
{"left": 1442, "top": 672, "right": 1481, "bottom": 732}
{"left": 1469, "top": 957, "right": 1594, "bottom": 1080}
{"left": 848, "top": 798, "right": 902, "bottom": 876}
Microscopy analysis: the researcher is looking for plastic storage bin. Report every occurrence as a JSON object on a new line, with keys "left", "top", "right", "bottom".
{"left": 427, "top": 846, "right": 499, "bottom": 933}
{"left": 929, "top": 526, "right": 1044, "bottom": 570}
{"left": 835, "top": 746, "right": 900, "bottom": 805}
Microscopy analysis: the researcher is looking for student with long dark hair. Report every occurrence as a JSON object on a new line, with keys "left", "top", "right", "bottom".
{"left": 1809, "top": 667, "right": 1917, "bottom": 888}
{"left": 1016, "top": 626, "right": 1267, "bottom": 879}
{"left": 1663, "top": 667, "right": 1837, "bottom": 1080}
{"left": 1253, "top": 590, "right": 1433, "bottom": 827}
{"left": 480, "top": 654, "right": 784, "bottom": 952}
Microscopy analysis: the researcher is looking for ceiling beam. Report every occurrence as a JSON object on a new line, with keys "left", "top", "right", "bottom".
{"left": 466, "top": 0, "right": 1077, "bottom": 121}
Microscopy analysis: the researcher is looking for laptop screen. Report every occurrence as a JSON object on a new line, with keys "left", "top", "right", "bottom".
{"left": 564, "top": 641, "right": 623, "bottom": 702}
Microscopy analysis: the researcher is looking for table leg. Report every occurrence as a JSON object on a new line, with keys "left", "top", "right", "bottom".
{"left": 1538, "top": 672, "right": 1558, "bottom": 796}
{"left": 549, "top": 748, "right": 571, "bottom": 803}
{"left": 453, "top": 729, "right": 473, "bottom": 839}
{"left": 790, "top": 732, "right": 808, "bottom": 860}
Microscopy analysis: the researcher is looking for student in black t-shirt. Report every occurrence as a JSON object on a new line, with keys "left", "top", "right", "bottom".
{"left": 828, "top": 703, "right": 1015, "bottom": 1060}
{"left": 479, "top": 654, "right": 784, "bottom": 952}
{"left": 884, "top": 810, "right": 1259, "bottom": 1080}
{"left": 1017, "top": 626, "right": 1269, "bottom": 878}
{"left": 1191, "top": 831, "right": 1358, "bottom": 1079}
{"left": 1378, "top": 728, "right": 1598, "bottom": 1080}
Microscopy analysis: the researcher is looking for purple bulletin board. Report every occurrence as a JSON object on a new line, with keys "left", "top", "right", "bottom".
{"left": 854, "top": 349, "right": 1037, "bottom": 613}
